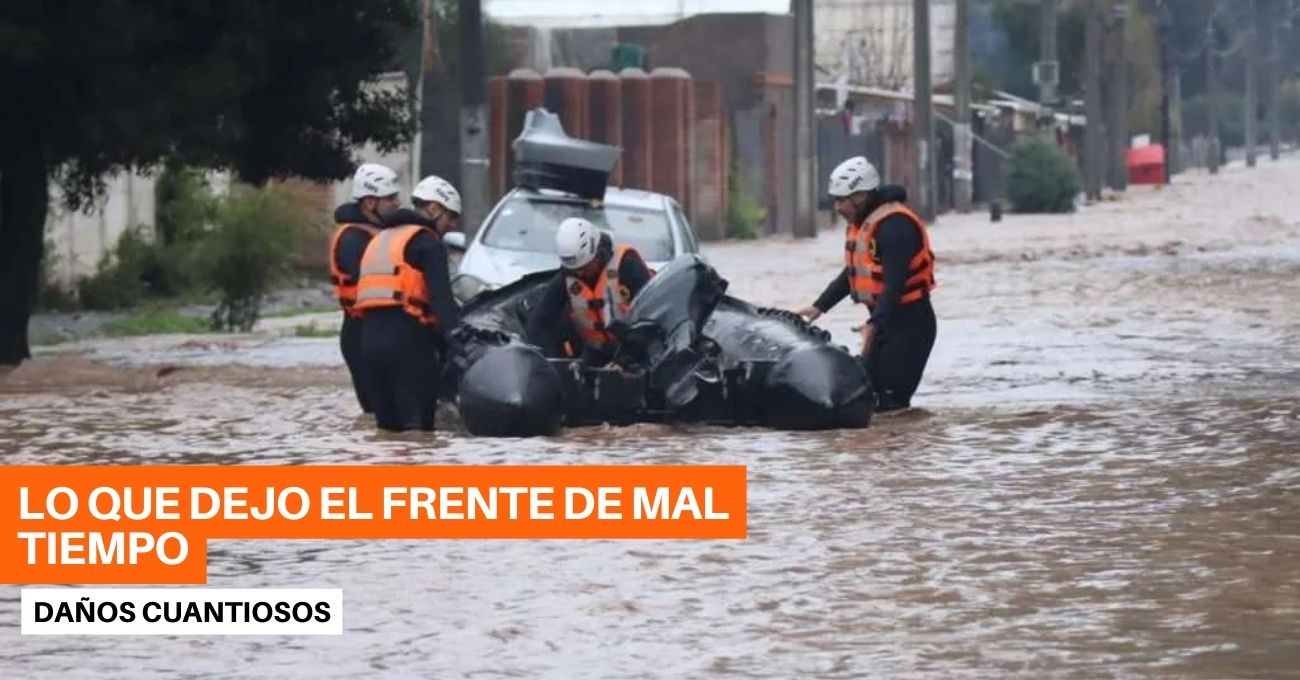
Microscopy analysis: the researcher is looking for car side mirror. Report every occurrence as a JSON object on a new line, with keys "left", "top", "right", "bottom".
{"left": 444, "top": 231, "right": 467, "bottom": 252}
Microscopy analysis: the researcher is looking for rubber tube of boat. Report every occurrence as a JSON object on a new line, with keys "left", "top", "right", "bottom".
{"left": 457, "top": 344, "right": 565, "bottom": 436}
{"left": 764, "top": 345, "right": 874, "bottom": 430}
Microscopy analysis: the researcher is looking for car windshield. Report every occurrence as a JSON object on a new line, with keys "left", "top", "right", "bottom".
{"left": 481, "top": 197, "right": 675, "bottom": 261}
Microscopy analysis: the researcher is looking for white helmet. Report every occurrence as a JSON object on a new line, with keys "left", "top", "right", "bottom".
{"left": 827, "top": 156, "right": 880, "bottom": 198}
{"left": 555, "top": 217, "right": 600, "bottom": 270}
{"left": 351, "top": 163, "right": 400, "bottom": 200}
{"left": 412, "top": 175, "right": 462, "bottom": 214}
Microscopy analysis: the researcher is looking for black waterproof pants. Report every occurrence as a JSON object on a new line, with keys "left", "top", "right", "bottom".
{"left": 862, "top": 298, "right": 937, "bottom": 411}
{"left": 359, "top": 308, "right": 444, "bottom": 431}
{"left": 339, "top": 314, "right": 370, "bottom": 413}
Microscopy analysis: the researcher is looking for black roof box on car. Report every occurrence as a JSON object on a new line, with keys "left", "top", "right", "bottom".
{"left": 512, "top": 108, "right": 620, "bottom": 200}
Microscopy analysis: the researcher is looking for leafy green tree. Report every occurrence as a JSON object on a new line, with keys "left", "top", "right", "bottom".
{"left": 980, "top": 0, "right": 1157, "bottom": 130}
{"left": 982, "top": 0, "right": 1087, "bottom": 98}
{"left": 0, "top": 0, "right": 415, "bottom": 365}
{"left": 1007, "top": 138, "right": 1082, "bottom": 213}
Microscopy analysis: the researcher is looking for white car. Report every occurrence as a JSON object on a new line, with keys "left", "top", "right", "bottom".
{"left": 447, "top": 185, "right": 702, "bottom": 303}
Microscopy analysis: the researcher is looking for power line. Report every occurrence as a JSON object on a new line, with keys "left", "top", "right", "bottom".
{"left": 934, "top": 109, "right": 1011, "bottom": 158}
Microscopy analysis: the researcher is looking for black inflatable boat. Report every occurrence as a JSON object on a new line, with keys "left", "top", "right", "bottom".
{"left": 444, "top": 107, "right": 872, "bottom": 436}
{"left": 447, "top": 256, "right": 873, "bottom": 437}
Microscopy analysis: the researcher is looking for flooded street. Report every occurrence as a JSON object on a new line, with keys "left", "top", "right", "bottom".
{"left": 3, "top": 160, "right": 1299, "bottom": 678}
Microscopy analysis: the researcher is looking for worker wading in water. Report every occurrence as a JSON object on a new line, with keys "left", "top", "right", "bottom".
{"left": 328, "top": 164, "right": 401, "bottom": 413}
{"left": 354, "top": 176, "right": 463, "bottom": 431}
{"left": 798, "top": 156, "right": 937, "bottom": 412}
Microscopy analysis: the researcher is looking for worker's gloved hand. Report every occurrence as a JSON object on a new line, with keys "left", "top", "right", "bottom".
{"left": 602, "top": 361, "right": 630, "bottom": 374}
{"left": 796, "top": 305, "right": 822, "bottom": 322}
{"left": 608, "top": 351, "right": 648, "bottom": 376}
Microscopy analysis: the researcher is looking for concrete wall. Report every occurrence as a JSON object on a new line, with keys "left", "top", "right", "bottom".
{"left": 621, "top": 13, "right": 795, "bottom": 236}
{"left": 619, "top": 14, "right": 783, "bottom": 114}
{"left": 494, "top": 13, "right": 798, "bottom": 238}
{"left": 44, "top": 172, "right": 156, "bottom": 288}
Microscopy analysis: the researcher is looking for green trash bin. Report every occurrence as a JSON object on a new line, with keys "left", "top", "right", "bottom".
{"left": 611, "top": 43, "right": 646, "bottom": 72}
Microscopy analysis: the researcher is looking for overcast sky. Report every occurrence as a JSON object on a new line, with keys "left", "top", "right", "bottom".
{"left": 483, "top": 0, "right": 789, "bottom": 20}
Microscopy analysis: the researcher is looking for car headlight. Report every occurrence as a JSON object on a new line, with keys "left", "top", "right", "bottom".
{"left": 452, "top": 273, "right": 493, "bottom": 303}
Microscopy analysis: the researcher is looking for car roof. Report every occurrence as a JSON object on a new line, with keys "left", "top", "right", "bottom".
{"left": 507, "top": 186, "right": 670, "bottom": 212}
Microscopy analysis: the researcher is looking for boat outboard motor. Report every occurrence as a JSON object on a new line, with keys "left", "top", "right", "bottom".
{"left": 616, "top": 255, "right": 727, "bottom": 409}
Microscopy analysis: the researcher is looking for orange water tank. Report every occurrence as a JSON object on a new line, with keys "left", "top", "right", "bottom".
{"left": 649, "top": 67, "right": 693, "bottom": 209}
{"left": 619, "top": 67, "right": 653, "bottom": 190}
{"left": 588, "top": 69, "right": 623, "bottom": 186}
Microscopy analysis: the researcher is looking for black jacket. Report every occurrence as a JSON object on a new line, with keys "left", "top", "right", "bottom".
{"left": 378, "top": 208, "right": 463, "bottom": 333}
{"left": 812, "top": 185, "right": 926, "bottom": 329}
{"left": 331, "top": 203, "right": 384, "bottom": 290}
{"left": 525, "top": 234, "right": 654, "bottom": 360}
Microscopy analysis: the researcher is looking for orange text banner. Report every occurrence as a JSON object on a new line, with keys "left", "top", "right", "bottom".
{"left": 2, "top": 465, "right": 747, "bottom": 585}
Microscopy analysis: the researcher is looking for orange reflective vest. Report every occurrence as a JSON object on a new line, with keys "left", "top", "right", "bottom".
{"left": 354, "top": 225, "right": 439, "bottom": 326}
{"left": 328, "top": 223, "right": 380, "bottom": 318}
{"left": 567, "top": 245, "right": 637, "bottom": 350}
{"left": 844, "top": 202, "right": 936, "bottom": 307}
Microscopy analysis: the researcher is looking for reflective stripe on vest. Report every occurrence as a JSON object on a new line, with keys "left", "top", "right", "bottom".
{"left": 566, "top": 245, "right": 634, "bottom": 349}
{"left": 328, "top": 223, "right": 379, "bottom": 317}
{"left": 844, "top": 202, "right": 936, "bottom": 307}
{"left": 354, "top": 225, "right": 438, "bottom": 326}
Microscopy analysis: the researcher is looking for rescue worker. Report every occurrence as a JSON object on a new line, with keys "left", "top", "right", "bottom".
{"left": 354, "top": 175, "right": 463, "bottom": 431}
{"left": 524, "top": 218, "right": 654, "bottom": 367}
{"left": 329, "top": 163, "right": 401, "bottom": 414}
{"left": 796, "top": 156, "right": 937, "bottom": 412}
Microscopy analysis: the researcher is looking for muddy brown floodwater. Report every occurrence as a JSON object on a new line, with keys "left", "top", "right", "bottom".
{"left": 2, "top": 159, "right": 1299, "bottom": 678}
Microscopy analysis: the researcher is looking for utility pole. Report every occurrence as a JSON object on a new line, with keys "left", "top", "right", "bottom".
{"left": 1039, "top": 0, "right": 1059, "bottom": 110}
{"left": 459, "top": 0, "right": 489, "bottom": 236}
{"left": 1106, "top": 0, "right": 1130, "bottom": 190}
{"left": 1172, "top": 69, "right": 1183, "bottom": 171}
{"left": 1206, "top": 19, "right": 1221, "bottom": 174}
{"left": 953, "top": 0, "right": 973, "bottom": 212}
{"left": 913, "top": 0, "right": 937, "bottom": 221}
{"left": 1157, "top": 0, "right": 1173, "bottom": 182}
{"left": 793, "top": 0, "right": 818, "bottom": 238}
{"left": 1268, "top": 0, "right": 1281, "bottom": 161}
{"left": 418, "top": 0, "right": 441, "bottom": 182}
{"left": 1246, "top": 0, "right": 1259, "bottom": 168}
{"left": 1084, "top": 2, "right": 1104, "bottom": 199}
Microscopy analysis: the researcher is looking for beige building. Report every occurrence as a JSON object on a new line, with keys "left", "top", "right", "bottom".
{"left": 815, "top": 0, "right": 955, "bottom": 91}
